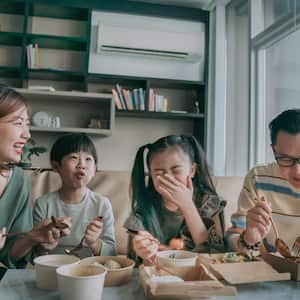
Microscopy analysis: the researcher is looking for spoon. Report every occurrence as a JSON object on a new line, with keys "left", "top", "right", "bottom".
{"left": 51, "top": 216, "right": 69, "bottom": 230}
{"left": 64, "top": 216, "right": 103, "bottom": 257}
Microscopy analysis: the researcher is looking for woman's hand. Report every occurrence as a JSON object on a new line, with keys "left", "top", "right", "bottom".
{"left": 133, "top": 230, "right": 159, "bottom": 262}
{"left": 244, "top": 201, "right": 272, "bottom": 245}
{"left": 30, "top": 217, "right": 72, "bottom": 250}
{"left": 0, "top": 227, "right": 6, "bottom": 249}
{"left": 84, "top": 217, "right": 103, "bottom": 250}
{"left": 156, "top": 174, "right": 194, "bottom": 213}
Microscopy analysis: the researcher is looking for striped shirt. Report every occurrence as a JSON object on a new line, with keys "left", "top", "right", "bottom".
{"left": 227, "top": 162, "right": 300, "bottom": 249}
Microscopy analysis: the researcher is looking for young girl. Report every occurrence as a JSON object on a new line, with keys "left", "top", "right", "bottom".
{"left": 125, "top": 135, "right": 226, "bottom": 262}
{"left": 33, "top": 133, "right": 116, "bottom": 257}
{"left": 0, "top": 84, "right": 69, "bottom": 268}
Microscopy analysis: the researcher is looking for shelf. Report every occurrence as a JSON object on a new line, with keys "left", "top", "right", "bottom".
{"left": 0, "top": 66, "right": 21, "bottom": 78}
{"left": 88, "top": 73, "right": 204, "bottom": 90}
{"left": 25, "top": 68, "right": 85, "bottom": 82}
{"left": 0, "top": 2, "right": 24, "bottom": 15}
{"left": 116, "top": 110, "right": 204, "bottom": 120}
{"left": 0, "top": 32, "right": 23, "bottom": 46}
{"left": 28, "top": 4, "right": 89, "bottom": 21}
{"left": 26, "top": 34, "right": 87, "bottom": 51}
{"left": 30, "top": 126, "right": 112, "bottom": 137}
{"left": 88, "top": 73, "right": 147, "bottom": 87}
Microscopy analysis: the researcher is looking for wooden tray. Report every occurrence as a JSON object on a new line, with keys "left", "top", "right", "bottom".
{"left": 262, "top": 252, "right": 300, "bottom": 281}
{"left": 198, "top": 253, "right": 290, "bottom": 284}
{"left": 139, "top": 264, "right": 237, "bottom": 300}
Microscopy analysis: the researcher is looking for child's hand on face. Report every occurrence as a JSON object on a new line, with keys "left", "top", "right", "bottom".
{"left": 0, "top": 227, "right": 6, "bottom": 249}
{"left": 133, "top": 230, "right": 159, "bottom": 263}
{"left": 83, "top": 217, "right": 103, "bottom": 250}
{"left": 157, "top": 174, "right": 194, "bottom": 213}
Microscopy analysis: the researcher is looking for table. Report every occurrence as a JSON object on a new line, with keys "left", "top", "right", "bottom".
{"left": 0, "top": 269, "right": 299, "bottom": 300}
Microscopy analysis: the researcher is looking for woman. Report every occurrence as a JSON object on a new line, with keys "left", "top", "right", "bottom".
{"left": 0, "top": 84, "right": 70, "bottom": 268}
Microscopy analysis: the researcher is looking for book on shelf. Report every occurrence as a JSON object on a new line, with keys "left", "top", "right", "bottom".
{"left": 26, "top": 44, "right": 39, "bottom": 69}
{"left": 112, "top": 84, "right": 146, "bottom": 111}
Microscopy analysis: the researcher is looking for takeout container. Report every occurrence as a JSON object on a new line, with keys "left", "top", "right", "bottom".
{"left": 262, "top": 252, "right": 300, "bottom": 281}
{"left": 139, "top": 263, "right": 237, "bottom": 300}
{"left": 57, "top": 264, "right": 106, "bottom": 300}
{"left": 34, "top": 254, "right": 80, "bottom": 290}
{"left": 79, "top": 255, "right": 135, "bottom": 286}
{"left": 156, "top": 250, "right": 198, "bottom": 268}
{"left": 198, "top": 252, "right": 290, "bottom": 284}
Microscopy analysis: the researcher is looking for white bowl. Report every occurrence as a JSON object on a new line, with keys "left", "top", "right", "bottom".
{"left": 34, "top": 254, "right": 80, "bottom": 290}
{"left": 156, "top": 250, "right": 198, "bottom": 267}
{"left": 79, "top": 256, "right": 135, "bottom": 286}
{"left": 57, "top": 264, "right": 107, "bottom": 300}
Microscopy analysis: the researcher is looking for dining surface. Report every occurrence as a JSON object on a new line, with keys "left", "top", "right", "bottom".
{"left": 0, "top": 269, "right": 299, "bottom": 300}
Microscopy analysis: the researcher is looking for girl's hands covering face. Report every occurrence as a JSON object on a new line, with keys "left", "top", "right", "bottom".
{"left": 133, "top": 230, "right": 159, "bottom": 262}
{"left": 156, "top": 174, "right": 194, "bottom": 213}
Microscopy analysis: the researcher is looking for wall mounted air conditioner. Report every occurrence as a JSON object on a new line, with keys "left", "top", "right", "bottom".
{"left": 97, "top": 23, "right": 202, "bottom": 62}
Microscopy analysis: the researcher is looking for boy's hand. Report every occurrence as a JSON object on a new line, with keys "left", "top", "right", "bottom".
{"left": 30, "top": 217, "right": 72, "bottom": 250}
{"left": 0, "top": 227, "right": 6, "bottom": 249}
{"left": 133, "top": 230, "right": 159, "bottom": 263}
{"left": 84, "top": 217, "right": 103, "bottom": 254}
{"left": 156, "top": 174, "right": 194, "bottom": 213}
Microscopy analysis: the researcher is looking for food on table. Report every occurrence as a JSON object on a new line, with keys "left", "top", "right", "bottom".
{"left": 148, "top": 275, "right": 184, "bottom": 283}
{"left": 93, "top": 259, "right": 122, "bottom": 269}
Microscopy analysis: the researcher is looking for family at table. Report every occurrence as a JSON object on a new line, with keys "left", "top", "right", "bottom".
{"left": 0, "top": 84, "right": 299, "bottom": 272}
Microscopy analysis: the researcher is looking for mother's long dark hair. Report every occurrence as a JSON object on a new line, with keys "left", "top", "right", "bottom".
{"left": 130, "top": 134, "right": 216, "bottom": 240}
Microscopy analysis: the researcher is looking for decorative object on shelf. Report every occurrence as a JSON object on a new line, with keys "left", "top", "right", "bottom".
{"left": 18, "top": 138, "right": 47, "bottom": 169}
{"left": 31, "top": 111, "right": 51, "bottom": 127}
{"left": 88, "top": 118, "right": 102, "bottom": 129}
{"left": 50, "top": 116, "right": 61, "bottom": 129}
{"left": 194, "top": 101, "right": 200, "bottom": 114}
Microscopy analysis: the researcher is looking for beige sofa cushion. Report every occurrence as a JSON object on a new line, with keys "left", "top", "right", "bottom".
{"left": 27, "top": 170, "right": 244, "bottom": 255}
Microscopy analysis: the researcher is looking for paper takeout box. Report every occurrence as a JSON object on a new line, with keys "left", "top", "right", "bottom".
{"left": 198, "top": 253, "right": 291, "bottom": 284}
{"left": 262, "top": 252, "right": 300, "bottom": 281}
{"left": 139, "top": 264, "right": 237, "bottom": 300}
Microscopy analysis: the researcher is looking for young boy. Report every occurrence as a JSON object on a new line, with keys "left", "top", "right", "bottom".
{"left": 33, "top": 133, "right": 116, "bottom": 257}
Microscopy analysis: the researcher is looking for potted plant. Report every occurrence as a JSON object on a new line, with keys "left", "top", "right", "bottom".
{"left": 18, "top": 138, "right": 47, "bottom": 168}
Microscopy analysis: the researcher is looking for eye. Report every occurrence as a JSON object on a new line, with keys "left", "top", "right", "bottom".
{"left": 86, "top": 157, "right": 93, "bottom": 162}
{"left": 70, "top": 155, "right": 78, "bottom": 160}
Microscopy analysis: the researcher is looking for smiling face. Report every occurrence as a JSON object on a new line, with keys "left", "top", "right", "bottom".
{"left": 149, "top": 147, "right": 196, "bottom": 194}
{"left": 53, "top": 151, "right": 96, "bottom": 189}
{"left": 273, "top": 130, "right": 300, "bottom": 189}
{"left": 0, "top": 106, "right": 30, "bottom": 164}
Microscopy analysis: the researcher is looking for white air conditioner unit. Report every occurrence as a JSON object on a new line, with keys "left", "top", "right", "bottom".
{"left": 97, "top": 23, "right": 202, "bottom": 62}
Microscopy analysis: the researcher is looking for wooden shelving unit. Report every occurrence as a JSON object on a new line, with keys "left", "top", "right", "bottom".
{"left": 0, "top": 0, "right": 209, "bottom": 147}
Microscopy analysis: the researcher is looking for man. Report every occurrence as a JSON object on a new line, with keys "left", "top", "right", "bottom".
{"left": 227, "top": 109, "right": 300, "bottom": 252}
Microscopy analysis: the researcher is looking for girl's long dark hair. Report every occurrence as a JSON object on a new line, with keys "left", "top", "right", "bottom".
{"left": 131, "top": 134, "right": 216, "bottom": 240}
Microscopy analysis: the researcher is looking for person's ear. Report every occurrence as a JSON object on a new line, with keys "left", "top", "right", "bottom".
{"left": 190, "top": 163, "right": 197, "bottom": 178}
{"left": 51, "top": 161, "right": 60, "bottom": 172}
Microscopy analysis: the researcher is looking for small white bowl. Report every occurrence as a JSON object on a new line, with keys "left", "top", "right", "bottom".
{"left": 156, "top": 250, "right": 198, "bottom": 267}
{"left": 34, "top": 254, "right": 80, "bottom": 290}
{"left": 80, "top": 256, "right": 135, "bottom": 286}
{"left": 56, "top": 264, "right": 107, "bottom": 300}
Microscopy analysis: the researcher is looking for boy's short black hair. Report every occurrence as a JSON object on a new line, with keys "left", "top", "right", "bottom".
{"left": 50, "top": 133, "right": 98, "bottom": 164}
{"left": 269, "top": 109, "right": 300, "bottom": 145}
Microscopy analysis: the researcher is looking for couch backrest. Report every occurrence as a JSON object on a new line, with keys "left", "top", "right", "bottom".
{"left": 26, "top": 170, "right": 244, "bottom": 254}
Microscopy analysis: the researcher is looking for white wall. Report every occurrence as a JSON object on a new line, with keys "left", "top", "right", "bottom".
{"left": 31, "top": 118, "right": 193, "bottom": 171}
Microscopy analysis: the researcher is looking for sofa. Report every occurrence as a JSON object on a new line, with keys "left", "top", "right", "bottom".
{"left": 27, "top": 170, "right": 245, "bottom": 254}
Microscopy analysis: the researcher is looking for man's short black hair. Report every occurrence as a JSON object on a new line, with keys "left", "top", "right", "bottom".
{"left": 50, "top": 133, "right": 98, "bottom": 164}
{"left": 269, "top": 109, "right": 300, "bottom": 145}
